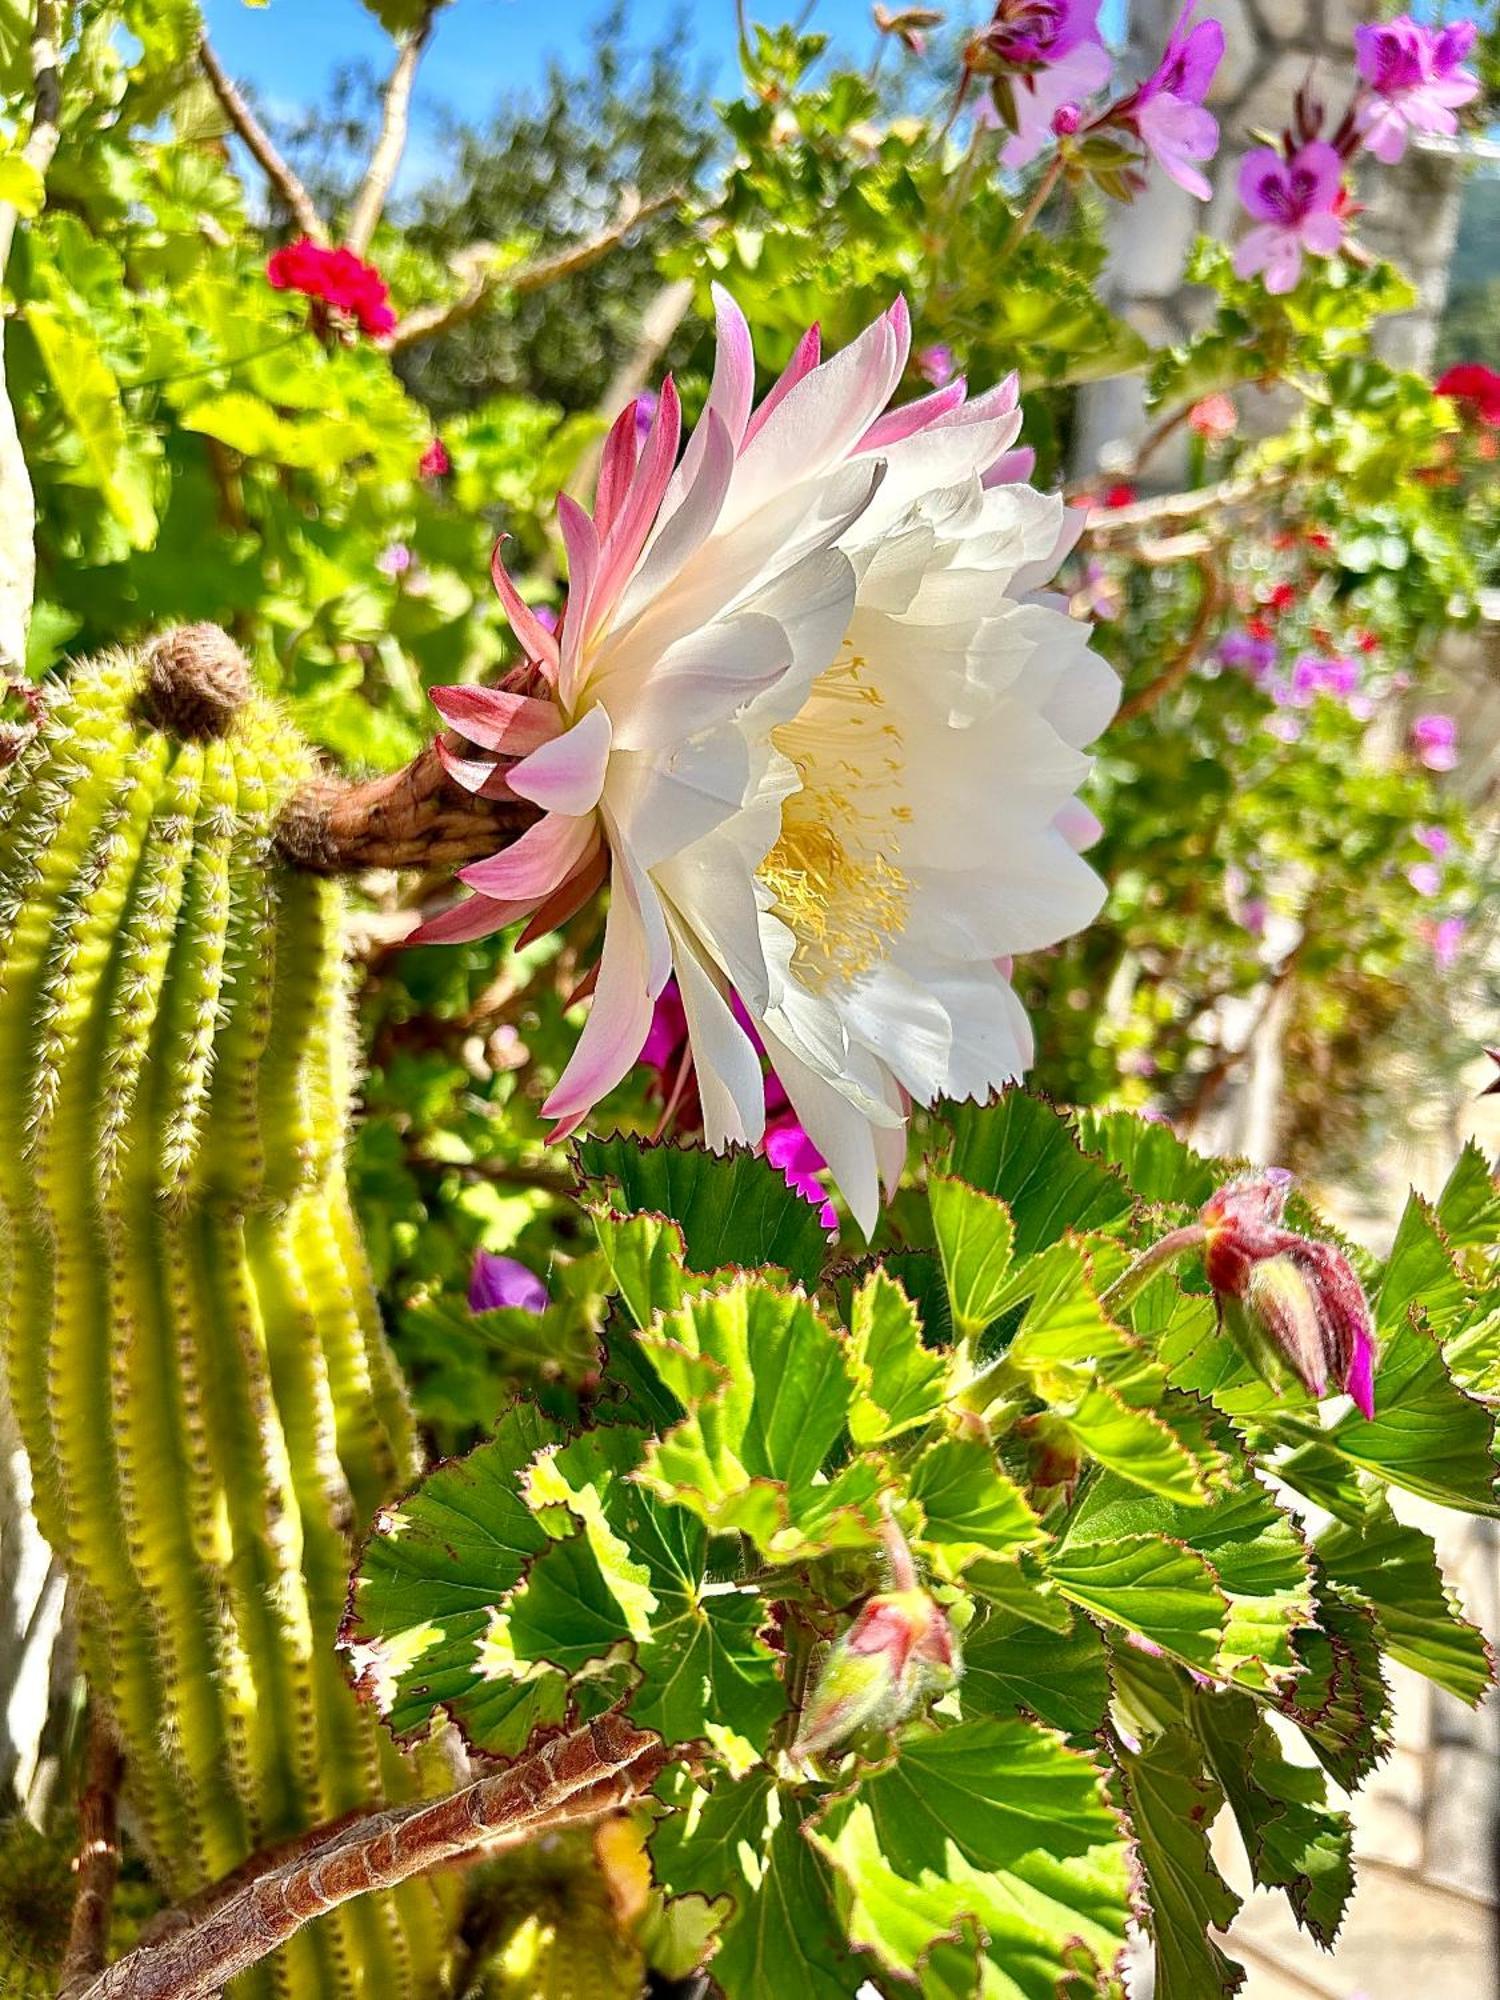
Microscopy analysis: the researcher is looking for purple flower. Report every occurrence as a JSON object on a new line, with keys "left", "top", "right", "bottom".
{"left": 917, "top": 343, "right": 956, "bottom": 387}
{"left": 1406, "top": 861, "right": 1441, "bottom": 896}
{"left": 1220, "top": 628, "right": 1276, "bottom": 682}
{"left": 1129, "top": 1, "right": 1225, "bottom": 200}
{"left": 765, "top": 1119, "right": 838, "bottom": 1232}
{"left": 1234, "top": 141, "right": 1346, "bottom": 295}
{"left": 1415, "top": 824, "right": 1453, "bottom": 859}
{"left": 469, "top": 1250, "right": 549, "bottom": 1316}
{"left": 1355, "top": 17, "right": 1480, "bottom": 165}
{"left": 1411, "top": 711, "right": 1459, "bottom": 771}
{"left": 1426, "top": 914, "right": 1466, "bottom": 970}
{"left": 1318, "top": 655, "right": 1360, "bottom": 699}
{"left": 991, "top": 0, "right": 1113, "bottom": 169}
{"left": 633, "top": 389, "right": 660, "bottom": 446}
{"left": 376, "top": 542, "right": 413, "bottom": 578}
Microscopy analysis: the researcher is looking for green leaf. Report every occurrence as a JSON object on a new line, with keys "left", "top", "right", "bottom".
{"left": 1191, "top": 1687, "right": 1355, "bottom": 1948}
{"left": 811, "top": 1719, "right": 1129, "bottom": 1996}
{"left": 1066, "top": 1463, "right": 1313, "bottom": 1692}
{"left": 0, "top": 152, "right": 44, "bottom": 217}
{"left": 929, "top": 1175, "right": 1016, "bottom": 1341}
{"left": 1114, "top": 1727, "right": 1245, "bottom": 1998}
{"left": 341, "top": 1404, "right": 564, "bottom": 1751}
{"left": 636, "top": 1282, "right": 880, "bottom": 1558}
{"left": 650, "top": 1771, "right": 865, "bottom": 2000}
{"left": 577, "top": 1137, "right": 829, "bottom": 1284}
{"left": 1316, "top": 1498, "right": 1492, "bottom": 1705}
{"left": 1277, "top": 1577, "right": 1392, "bottom": 1790}
{"left": 960, "top": 1607, "right": 1110, "bottom": 1736}
{"left": 944, "top": 1096, "right": 1133, "bottom": 1257}
{"left": 909, "top": 1435, "right": 1042, "bottom": 1572}
{"left": 1072, "top": 1108, "right": 1222, "bottom": 1208}
{"left": 1318, "top": 1317, "right": 1497, "bottom": 1516}
{"left": 591, "top": 1208, "right": 693, "bottom": 1328}
{"left": 1376, "top": 1192, "right": 1469, "bottom": 1339}
{"left": 402, "top": 1293, "right": 602, "bottom": 1392}
{"left": 846, "top": 1269, "right": 947, "bottom": 1446}
{"left": 1049, "top": 1534, "right": 1227, "bottom": 1671}
{"left": 26, "top": 298, "right": 157, "bottom": 546}
{"left": 1434, "top": 1142, "right": 1500, "bottom": 1252}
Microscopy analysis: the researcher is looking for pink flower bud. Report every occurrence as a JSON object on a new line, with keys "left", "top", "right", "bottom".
{"left": 1201, "top": 1172, "right": 1376, "bottom": 1418}
{"left": 792, "top": 1588, "right": 960, "bottom": 1759}
{"left": 1051, "top": 103, "right": 1083, "bottom": 137}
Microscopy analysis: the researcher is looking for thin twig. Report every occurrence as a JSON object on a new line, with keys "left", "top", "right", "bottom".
{"left": 76, "top": 1716, "right": 667, "bottom": 2000}
{"left": 1002, "top": 151, "right": 1066, "bottom": 255}
{"left": 387, "top": 187, "right": 682, "bottom": 353}
{"left": 1114, "top": 547, "right": 1229, "bottom": 726}
{"left": 0, "top": 0, "right": 63, "bottom": 277}
{"left": 57, "top": 1714, "right": 126, "bottom": 1999}
{"left": 345, "top": 4, "right": 438, "bottom": 256}
{"left": 198, "top": 34, "right": 327, "bottom": 244}
{"left": 1080, "top": 466, "right": 1293, "bottom": 546}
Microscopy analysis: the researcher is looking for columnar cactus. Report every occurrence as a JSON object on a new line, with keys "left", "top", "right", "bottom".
{"left": 0, "top": 632, "right": 451, "bottom": 1994}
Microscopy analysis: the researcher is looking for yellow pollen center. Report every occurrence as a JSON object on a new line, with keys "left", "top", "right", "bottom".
{"left": 760, "top": 645, "right": 911, "bottom": 991}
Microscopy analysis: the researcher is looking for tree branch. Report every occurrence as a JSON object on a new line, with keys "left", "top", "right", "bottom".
{"left": 0, "top": 0, "right": 63, "bottom": 277}
{"left": 387, "top": 187, "right": 682, "bottom": 354}
{"left": 76, "top": 1716, "right": 667, "bottom": 2000}
{"left": 1114, "top": 545, "right": 1229, "bottom": 726}
{"left": 198, "top": 34, "right": 327, "bottom": 246}
{"left": 344, "top": 5, "right": 438, "bottom": 258}
{"left": 57, "top": 1713, "right": 126, "bottom": 1999}
{"left": 1079, "top": 466, "right": 1293, "bottom": 547}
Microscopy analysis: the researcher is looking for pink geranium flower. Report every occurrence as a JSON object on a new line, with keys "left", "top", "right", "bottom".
{"left": 266, "top": 238, "right": 396, "bottom": 338}
{"left": 987, "top": 0, "right": 1114, "bottom": 169}
{"left": 1411, "top": 711, "right": 1459, "bottom": 771}
{"left": 1436, "top": 363, "right": 1500, "bottom": 427}
{"left": 1234, "top": 142, "right": 1346, "bottom": 295}
{"left": 1127, "top": 1, "right": 1225, "bottom": 199}
{"left": 1355, "top": 16, "right": 1479, "bottom": 165}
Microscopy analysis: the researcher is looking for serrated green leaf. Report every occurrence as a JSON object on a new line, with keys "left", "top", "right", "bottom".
{"left": 591, "top": 1208, "right": 693, "bottom": 1328}
{"left": 650, "top": 1771, "right": 864, "bottom": 2000}
{"left": 1316, "top": 1498, "right": 1492, "bottom": 1704}
{"left": 636, "top": 1282, "right": 880, "bottom": 1558}
{"left": 1066, "top": 1463, "right": 1312, "bottom": 1692}
{"left": 960, "top": 1607, "right": 1110, "bottom": 1735}
{"left": 811, "top": 1719, "right": 1129, "bottom": 1996}
{"left": 1376, "top": 1192, "right": 1469, "bottom": 1339}
{"left": 341, "top": 1403, "right": 563, "bottom": 1750}
{"left": 1319, "top": 1317, "right": 1498, "bottom": 1516}
{"left": 577, "top": 1138, "right": 830, "bottom": 1285}
{"left": 1434, "top": 1142, "right": 1500, "bottom": 1252}
{"left": 1072, "top": 1108, "right": 1221, "bottom": 1209}
{"left": 1278, "top": 1576, "right": 1392, "bottom": 1790}
{"left": 929, "top": 1175, "right": 1016, "bottom": 1341}
{"left": 1114, "top": 1727, "right": 1245, "bottom": 1998}
{"left": 1190, "top": 1687, "right": 1355, "bottom": 1948}
{"left": 403, "top": 1293, "right": 601, "bottom": 1390}
{"left": 1049, "top": 1534, "right": 1227, "bottom": 1670}
{"left": 910, "top": 1435, "right": 1043, "bottom": 1572}
{"left": 945, "top": 1097, "right": 1133, "bottom": 1257}
{"left": 846, "top": 1269, "right": 948, "bottom": 1446}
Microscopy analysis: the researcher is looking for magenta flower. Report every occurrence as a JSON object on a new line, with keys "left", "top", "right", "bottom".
{"left": 1234, "top": 142, "right": 1345, "bottom": 294}
{"left": 765, "top": 1119, "right": 838, "bottom": 1231}
{"left": 376, "top": 542, "right": 412, "bottom": 578}
{"left": 632, "top": 389, "right": 659, "bottom": 446}
{"left": 1220, "top": 628, "right": 1276, "bottom": 681}
{"left": 418, "top": 437, "right": 450, "bottom": 478}
{"left": 1128, "top": 2, "right": 1225, "bottom": 199}
{"left": 1424, "top": 914, "right": 1466, "bottom": 970}
{"left": 989, "top": 0, "right": 1113, "bottom": 169}
{"left": 1355, "top": 17, "right": 1480, "bottom": 165}
{"left": 1407, "top": 861, "right": 1441, "bottom": 896}
{"left": 1415, "top": 824, "right": 1453, "bottom": 859}
{"left": 1411, "top": 712, "right": 1459, "bottom": 771}
{"left": 469, "top": 1251, "right": 549, "bottom": 1316}
{"left": 917, "top": 343, "right": 956, "bottom": 388}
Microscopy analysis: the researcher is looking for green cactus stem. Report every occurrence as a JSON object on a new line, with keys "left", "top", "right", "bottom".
{"left": 0, "top": 629, "right": 454, "bottom": 1995}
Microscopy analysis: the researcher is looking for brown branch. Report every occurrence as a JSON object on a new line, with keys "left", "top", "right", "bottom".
{"left": 344, "top": 5, "right": 438, "bottom": 257}
{"left": 198, "top": 34, "right": 327, "bottom": 245}
{"left": 276, "top": 737, "right": 536, "bottom": 875}
{"left": 1114, "top": 546, "right": 1229, "bottom": 726}
{"left": 76, "top": 1716, "right": 666, "bottom": 2000}
{"left": 387, "top": 187, "right": 682, "bottom": 354}
{"left": 1080, "top": 466, "right": 1293, "bottom": 547}
{"left": 0, "top": 0, "right": 63, "bottom": 277}
{"left": 57, "top": 1715, "right": 125, "bottom": 1999}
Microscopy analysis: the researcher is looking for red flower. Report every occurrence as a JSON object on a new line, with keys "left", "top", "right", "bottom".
{"left": 1100, "top": 483, "right": 1138, "bottom": 509}
{"left": 1266, "top": 582, "right": 1298, "bottom": 615}
{"left": 1435, "top": 362, "right": 1500, "bottom": 426}
{"left": 1246, "top": 615, "right": 1274, "bottom": 642}
{"left": 418, "top": 437, "right": 451, "bottom": 478}
{"left": 266, "top": 238, "right": 396, "bottom": 339}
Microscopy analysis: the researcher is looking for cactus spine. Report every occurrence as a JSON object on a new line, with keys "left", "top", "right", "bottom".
{"left": 0, "top": 635, "right": 451, "bottom": 1994}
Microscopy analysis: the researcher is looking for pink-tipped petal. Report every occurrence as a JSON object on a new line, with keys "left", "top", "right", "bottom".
{"left": 458, "top": 810, "right": 599, "bottom": 901}
{"left": 556, "top": 493, "right": 602, "bottom": 703}
{"left": 885, "top": 295, "right": 912, "bottom": 380}
{"left": 516, "top": 842, "right": 610, "bottom": 948}
{"left": 491, "top": 538, "right": 562, "bottom": 680}
{"left": 1345, "top": 1337, "right": 1376, "bottom": 1421}
{"left": 407, "top": 891, "right": 534, "bottom": 947}
{"left": 507, "top": 703, "right": 613, "bottom": 816}
{"left": 542, "top": 865, "right": 659, "bottom": 1126}
{"left": 982, "top": 446, "right": 1037, "bottom": 489}
{"left": 435, "top": 736, "right": 516, "bottom": 801}
{"left": 430, "top": 685, "right": 563, "bottom": 755}
{"left": 592, "top": 375, "right": 683, "bottom": 629}
{"left": 594, "top": 399, "right": 642, "bottom": 541}
{"left": 858, "top": 378, "right": 969, "bottom": 452}
{"left": 744, "top": 321, "right": 822, "bottom": 446}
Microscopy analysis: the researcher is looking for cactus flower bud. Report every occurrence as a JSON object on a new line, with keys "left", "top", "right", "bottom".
{"left": 1201, "top": 1171, "right": 1377, "bottom": 1418}
{"left": 792, "top": 1588, "right": 960, "bottom": 1759}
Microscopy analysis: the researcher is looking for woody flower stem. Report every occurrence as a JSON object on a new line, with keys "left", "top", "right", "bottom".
{"left": 1003, "top": 150, "right": 1067, "bottom": 254}
{"left": 1097, "top": 1225, "right": 1209, "bottom": 1316}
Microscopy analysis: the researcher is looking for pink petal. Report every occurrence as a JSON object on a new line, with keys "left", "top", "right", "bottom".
{"left": 491, "top": 538, "right": 562, "bottom": 681}
{"left": 435, "top": 736, "right": 516, "bottom": 801}
{"left": 458, "top": 810, "right": 599, "bottom": 901}
{"left": 743, "top": 321, "right": 822, "bottom": 447}
{"left": 981, "top": 446, "right": 1037, "bottom": 489}
{"left": 430, "top": 685, "right": 563, "bottom": 756}
{"left": 662, "top": 286, "right": 754, "bottom": 519}
{"left": 594, "top": 399, "right": 642, "bottom": 542}
{"left": 542, "top": 864, "right": 659, "bottom": 1127}
{"left": 556, "top": 493, "right": 602, "bottom": 702}
{"left": 591, "top": 374, "right": 683, "bottom": 632}
{"left": 407, "top": 891, "right": 535, "bottom": 946}
{"left": 507, "top": 704, "right": 613, "bottom": 816}
{"left": 516, "top": 842, "right": 610, "bottom": 948}
{"left": 858, "top": 378, "right": 969, "bottom": 453}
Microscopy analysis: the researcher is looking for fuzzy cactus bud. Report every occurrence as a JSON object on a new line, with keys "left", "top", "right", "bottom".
{"left": 1201, "top": 1171, "right": 1377, "bottom": 1418}
{"left": 792, "top": 1587, "right": 961, "bottom": 1760}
